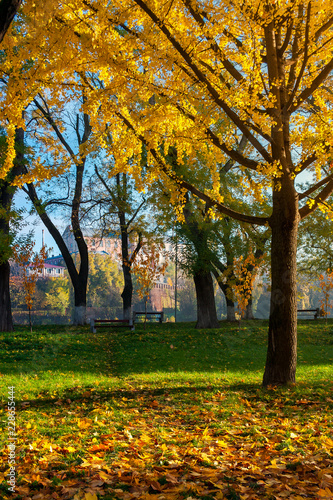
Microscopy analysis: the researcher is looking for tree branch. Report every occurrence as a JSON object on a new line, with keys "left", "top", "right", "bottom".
{"left": 115, "top": 109, "right": 269, "bottom": 226}
{"left": 132, "top": 0, "right": 272, "bottom": 163}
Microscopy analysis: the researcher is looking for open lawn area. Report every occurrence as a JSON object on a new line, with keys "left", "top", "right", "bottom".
{"left": 0, "top": 320, "right": 332, "bottom": 500}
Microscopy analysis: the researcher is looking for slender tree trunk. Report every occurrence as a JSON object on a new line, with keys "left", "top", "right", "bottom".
{"left": 0, "top": 261, "right": 13, "bottom": 331}
{"left": 26, "top": 182, "right": 89, "bottom": 326}
{"left": 117, "top": 174, "right": 144, "bottom": 320}
{"left": 71, "top": 159, "right": 88, "bottom": 326}
{"left": 118, "top": 193, "right": 133, "bottom": 320}
{"left": 193, "top": 270, "right": 220, "bottom": 329}
{"left": 263, "top": 179, "right": 299, "bottom": 386}
{"left": 121, "top": 263, "right": 133, "bottom": 320}
{"left": 242, "top": 298, "right": 255, "bottom": 320}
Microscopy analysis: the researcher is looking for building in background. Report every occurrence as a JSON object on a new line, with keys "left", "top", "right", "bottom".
{"left": 26, "top": 262, "right": 66, "bottom": 278}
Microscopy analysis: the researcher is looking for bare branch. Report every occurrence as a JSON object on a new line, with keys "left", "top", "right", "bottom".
{"left": 298, "top": 173, "right": 333, "bottom": 201}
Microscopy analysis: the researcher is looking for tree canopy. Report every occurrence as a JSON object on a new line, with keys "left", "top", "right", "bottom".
{"left": 1, "top": 0, "right": 333, "bottom": 384}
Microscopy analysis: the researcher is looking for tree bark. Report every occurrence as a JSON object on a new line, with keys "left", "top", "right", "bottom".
{"left": 0, "top": 188, "right": 14, "bottom": 331}
{"left": 226, "top": 294, "right": 236, "bottom": 322}
{"left": 71, "top": 164, "right": 89, "bottom": 326}
{"left": 117, "top": 174, "right": 143, "bottom": 320}
{"left": 0, "top": 261, "right": 13, "bottom": 331}
{"left": 263, "top": 177, "right": 299, "bottom": 386}
{"left": 242, "top": 298, "right": 255, "bottom": 320}
{"left": 0, "top": 0, "right": 22, "bottom": 43}
{"left": 121, "top": 262, "right": 133, "bottom": 320}
{"left": 193, "top": 270, "right": 220, "bottom": 329}
{"left": 0, "top": 127, "right": 25, "bottom": 332}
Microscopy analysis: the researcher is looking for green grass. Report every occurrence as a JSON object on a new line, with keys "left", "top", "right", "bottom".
{"left": 0, "top": 320, "right": 332, "bottom": 499}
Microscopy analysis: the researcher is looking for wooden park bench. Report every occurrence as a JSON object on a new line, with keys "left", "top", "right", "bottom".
{"left": 297, "top": 308, "right": 320, "bottom": 320}
{"left": 133, "top": 311, "right": 164, "bottom": 324}
{"left": 90, "top": 318, "right": 134, "bottom": 333}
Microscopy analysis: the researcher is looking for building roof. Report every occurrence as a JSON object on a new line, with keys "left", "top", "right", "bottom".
{"left": 43, "top": 263, "right": 65, "bottom": 269}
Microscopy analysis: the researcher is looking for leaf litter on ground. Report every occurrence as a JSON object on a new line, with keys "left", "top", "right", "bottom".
{"left": 0, "top": 321, "right": 332, "bottom": 499}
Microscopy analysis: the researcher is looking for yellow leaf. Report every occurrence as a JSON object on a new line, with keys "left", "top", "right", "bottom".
{"left": 77, "top": 419, "right": 92, "bottom": 429}
{"left": 317, "top": 488, "right": 333, "bottom": 498}
{"left": 85, "top": 494, "right": 98, "bottom": 500}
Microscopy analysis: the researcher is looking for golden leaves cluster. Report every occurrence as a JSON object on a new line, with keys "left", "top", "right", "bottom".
{"left": 1, "top": 0, "right": 333, "bottom": 211}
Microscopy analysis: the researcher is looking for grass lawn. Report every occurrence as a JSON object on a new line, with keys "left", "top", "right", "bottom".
{"left": 0, "top": 320, "right": 332, "bottom": 500}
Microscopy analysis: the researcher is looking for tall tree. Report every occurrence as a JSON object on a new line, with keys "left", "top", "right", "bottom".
{"left": 3, "top": 0, "right": 333, "bottom": 386}
{"left": 0, "top": 127, "right": 24, "bottom": 332}
{"left": 181, "top": 196, "right": 220, "bottom": 328}
{"left": 93, "top": 168, "right": 145, "bottom": 320}
{"left": 23, "top": 91, "right": 92, "bottom": 325}
{"left": 80, "top": 0, "right": 333, "bottom": 386}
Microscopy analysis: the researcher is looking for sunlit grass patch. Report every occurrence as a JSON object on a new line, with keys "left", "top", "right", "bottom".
{"left": 0, "top": 320, "right": 332, "bottom": 499}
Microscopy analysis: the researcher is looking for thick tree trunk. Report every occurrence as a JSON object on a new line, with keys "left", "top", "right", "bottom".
{"left": 73, "top": 305, "right": 86, "bottom": 326}
{"left": 226, "top": 295, "right": 236, "bottom": 322}
{"left": 0, "top": 128, "right": 25, "bottom": 332}
{"left": 71, "top": 272, "right": 87, "bottom": 325}
{"left": 0, "top": 0, "right": 22, "bottom": 43}
{"left": 0, "top": 261, "right": 13, "bottom": 331}
{"left": 263, "top": 180, "right": 299, "bottom": 386}
{"left": 193, "top": 270, "right": 220, "bottom": 328}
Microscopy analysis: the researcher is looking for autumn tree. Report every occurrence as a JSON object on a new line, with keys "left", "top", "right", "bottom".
{"left": 318, "top": 270, "right": 333, "bottom": 319}
{"left": 74, "top": 0, "right": 333, "bottom": 386}
{"left": 0, "top": 127, "right": 25, "bottom": 332}
{"left": 3, "top": 0, "right": 333, "bottom": 386}
{"left": 87, "top": 252, "right": 123, "bottom": 315}
{"left": 93, "top": 167, "right": 145, "bottom": 320}
{"left": 298, "top": 201, "right": 333, "bottom": 276}
{"left": 22, "top": 90, "right": 92, "bottom": 325}
{"left": 12, "top": 239, "right": 46, "bottom": 331}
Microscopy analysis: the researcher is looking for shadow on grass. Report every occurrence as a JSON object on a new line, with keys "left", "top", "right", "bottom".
{"left": 11, "top": 379, "right": 333, "bottom": 417}
{"left": 0, "top": 320, "right": 332, "bottom": 377}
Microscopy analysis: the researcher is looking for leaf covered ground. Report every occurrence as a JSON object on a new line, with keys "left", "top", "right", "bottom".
{"left": 0, "top": 320, "right": 332, "bottom": 500}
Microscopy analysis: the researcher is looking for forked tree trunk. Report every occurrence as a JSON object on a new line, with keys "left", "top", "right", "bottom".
{"left": 263, "top": 178, "right": 299, "bottom": 386}
{"left": 193, "top": 270, "right": 220, "bottom": 329}
{"left": 0, "top": 261, "right": 13, "bottom": 332}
